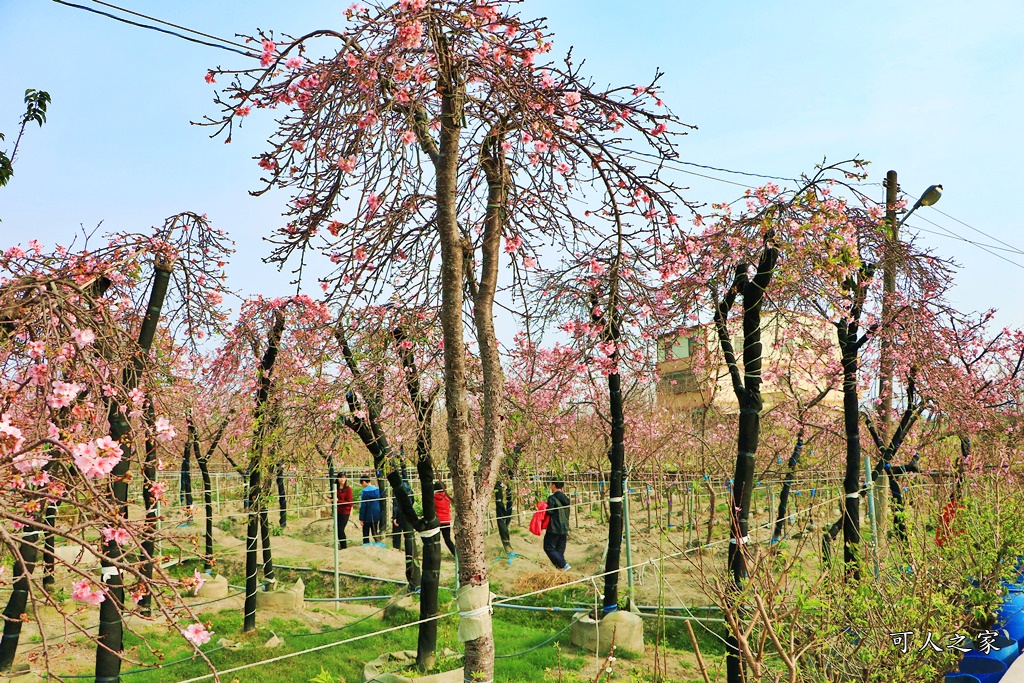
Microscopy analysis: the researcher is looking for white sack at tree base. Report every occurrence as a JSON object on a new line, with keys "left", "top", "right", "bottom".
{"left": 456, "top": 584, "right": 494, "bottom": 643}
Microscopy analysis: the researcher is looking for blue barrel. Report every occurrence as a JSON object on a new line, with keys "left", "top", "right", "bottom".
{"left": 958, "top": 657, "right": 1007, "bottom": 683}
{"left": 963, "top": 634, "right": 1018, "bottom": 667}
{"left": 945, "top": 675, "right": 980, "bottom": 683}
{"left": 997, "top": 583, "right": 1024, "bottom": 641}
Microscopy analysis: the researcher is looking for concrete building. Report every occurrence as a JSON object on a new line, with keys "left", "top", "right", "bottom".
{"left": 655, "top": 314, "right": 843, "bottom": 413}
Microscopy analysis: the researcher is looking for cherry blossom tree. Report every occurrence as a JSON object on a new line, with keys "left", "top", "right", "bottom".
{"left": 202, "top": 1, "right": 689, "bottom": 676}
{"left": 209, "top": 294, "right": 335, "bottom": 632}
{"left": 0, "top": 214, "right": 230, "bottom": 679}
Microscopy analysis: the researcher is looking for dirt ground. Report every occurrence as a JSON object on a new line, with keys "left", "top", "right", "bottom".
{"left": 8, "top": 491, "right": 832, "bottom": 679}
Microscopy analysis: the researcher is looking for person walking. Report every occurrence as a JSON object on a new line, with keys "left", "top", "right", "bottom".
{"left": 391, "top": 479, "right": 415, "bottom": 549}
{"left": 494, "top": 477, "right": 514, "bottom": 555}
{"left": 433, "top": 482, "right": 457, "bottom": 556}
{"left": 359, "top": 477, "right": 382, "bottom": 545}
{"left": 544, "top": 480, "right": 571, "bottom": 571}
{"left": 336, "top": 474, "right": 353, "bottom": 549}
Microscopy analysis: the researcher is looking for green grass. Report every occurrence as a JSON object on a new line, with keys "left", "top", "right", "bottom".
{"left": 46, "top": 583, "right": 727, "bottom": 683}
{"left": 110, "top": 603, "right": 585, "bottom": 683}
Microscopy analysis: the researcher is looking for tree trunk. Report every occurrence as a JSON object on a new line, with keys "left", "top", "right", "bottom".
{"left": 772, "top": 431, "right": 804, "bottom": 543}
{"left": 138, "top": 403, "right": 160, "bottom": 615}
{"left": 259, "top": 506, "right": 274, "bottom": 583}
{"left": 242, "top": 311, "right": 285, "bottom": 633}
{"left": 432, "top": 37, "right": 495, "bottom": 678}
{"left": 840, "top": 338, "right": 862, "bottom": 581}
{"left": 0, "top": 530, "right": 40, "bottom": 670}
{"left": 717, "top": 246, "right": 777, "bottom": 683}
{"left": 276, "top": 465, "right": 287, "bottom": 528}
{"left": 180, "top": 432, "right": 194, "bottom": 512}
{"left": 197, "top": 412, "right": 232, "bottom": 572}
{"left": 197, "top": 450, "right": 214, "bottom": 570}
{"left": 602, "top": 369, "right": 626, "bottom": 613}
{"left": 395, "top": 326, "right": 441, "bottom": 671}
{"left": 705, "top": 479, "right": 716, "bottom": 547}
{"left": 95, "top": 256, "right": 173, "bottom": 683}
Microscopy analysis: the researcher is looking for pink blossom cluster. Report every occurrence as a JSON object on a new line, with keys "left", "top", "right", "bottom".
{"left": 154, "top": 417, "right": 177, "bottom": 443}
{"left": 72, "top": 579, "right": 105, "bottom": 605}
{"left": 72, "top": 436, "right": 123, "bottom": 479}
{"left": 46, "top": 380, "right": 82, "bottom": 409}
{"left": 0, "top": 416, "right": 25, "bottom": 455}
{"left": 101, "top": 527, "right": 132, "bottom": 545}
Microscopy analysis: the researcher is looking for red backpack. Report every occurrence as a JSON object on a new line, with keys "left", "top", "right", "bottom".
{"left": 529, "top": 501, "right": 549, "bottom": 536}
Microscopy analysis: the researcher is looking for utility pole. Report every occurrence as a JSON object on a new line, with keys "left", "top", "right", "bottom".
{"left": 876, "top": 169, "right": 900, "bottom": 532}
{"left": 880, "top": 169, "right": 899, "bottom": 433}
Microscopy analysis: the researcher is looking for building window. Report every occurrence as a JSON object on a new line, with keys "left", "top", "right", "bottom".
{"left": 660, "top": 370, "right": 699, "bottom": 394}
{"left": 659, "top": 336, "right": 691, "bottom": 362}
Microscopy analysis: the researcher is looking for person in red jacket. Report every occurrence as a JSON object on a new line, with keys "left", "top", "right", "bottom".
{"left": 433, "top": 481, "right": 457, "bottom": 556}
{"left": 336, "top": 474, "right": 354, "bottom": 549}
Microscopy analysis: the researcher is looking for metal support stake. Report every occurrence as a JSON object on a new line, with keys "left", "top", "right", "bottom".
{"left": 624, "top": 474, "right": 635, "bottom": 607}
{"left": 864, "top": 454, "right": 880, "bottom": 576}
{"left": 331, "top": 475, "right": 340, "bottom": 608}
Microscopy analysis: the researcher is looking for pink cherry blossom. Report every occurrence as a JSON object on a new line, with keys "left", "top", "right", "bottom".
{"left": 192, "top": 570, "right": 207, "bottom": 595}
{"left": 46, "top": 380, "right": 81, "bottom": 409}
{"left": 150, "top": 481, "right": 167, "bottom": 502}
{"left": 365, "top": 193, "right": 381, "bottom": 216}
{"left": 12, "top": 449, "right": 49, "bottom": 474}
{"left": 72, "top": 579, "right": 105, "bottom": 605}
{"left": 128, "top": 387, "right": 145, "bottom": 406}
{"left": 285, "top": 56, "right": 304, "bottom": 69}
{"left": 72, "top": 327, "right": 96, "bottom": 348}
{"left": 154, "top": 417, "right": 177, "bottom": 443}
{"left": 72, "top": 438, "right": 123, "bottom": 479}
{"left": 26, "top": 341, "right": 45, "bottom": 358}
{"left": 260, "top": 39, "right": 276, "bottom": 67}
{"left": 182, "top": 622, "right": 212, "bottom": 647}
{"left": 0, "top": 417, "right": 25, "bottom": 455}
{"left": 337, "top": 155, "right": 357, "bottom": 173}
{"left": 101, "top": 527, "right": 132, "bottom": 545}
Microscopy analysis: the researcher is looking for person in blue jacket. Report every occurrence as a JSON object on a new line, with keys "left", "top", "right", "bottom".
{"left": 359, "top": 477, "right": 383, "bottom": 545}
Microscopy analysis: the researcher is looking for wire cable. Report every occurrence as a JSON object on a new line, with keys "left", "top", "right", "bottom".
{"left": 85, "top": 0, "right": 255, "bottom": 52}
{"left": 609, "top": 145, "right": 799, "bottom": 184}
{"left": 50, "top": 0, "right": 258, "bottom": 58}
{"left": 928, "top": 206, "right": 1024, "bottom": 257}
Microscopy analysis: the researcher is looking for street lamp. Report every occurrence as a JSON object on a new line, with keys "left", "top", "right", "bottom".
{"left": 871, "top": 173, "right": 942, "bottom": 572}
{"left": 896, "top": 183, "right": 942, "bottom": 229}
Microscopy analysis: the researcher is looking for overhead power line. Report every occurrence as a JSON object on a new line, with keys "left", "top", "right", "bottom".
{"left": 929, "top": 205, "right": 1024, "bottom": 258}
{"left": 907, "top": 218, "right": 1024, "bottom": 272}
{"left": 51, "top": 0, "right": 258, "bottom": 58}
{"left": 611, "top": 145, "right": 797, "bottom": 184}
{"left": 86, "top": 0, "right": 255, "bottom": 51}
{"left": 41, "top": 0, "right": 1024, "bottom": 275}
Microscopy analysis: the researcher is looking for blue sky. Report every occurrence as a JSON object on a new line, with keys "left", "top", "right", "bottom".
{"left": 1, "top": 0, "right": 1022, "bottom": 329}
